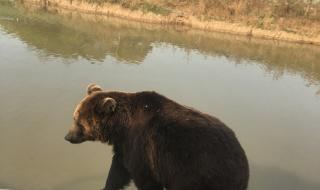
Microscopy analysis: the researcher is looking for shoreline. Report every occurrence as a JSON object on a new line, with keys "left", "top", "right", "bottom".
{"left": 20, "top": 0, "right": 320, "bottom": 46}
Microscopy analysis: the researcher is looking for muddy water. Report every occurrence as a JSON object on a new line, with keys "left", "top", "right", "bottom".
{"left": 1, "top": 1, "right": 320, "bottom": 190}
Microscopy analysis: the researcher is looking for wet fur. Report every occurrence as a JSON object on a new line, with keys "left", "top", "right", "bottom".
{"left": 73, "top": 91, "right": 249, "bottom": 190}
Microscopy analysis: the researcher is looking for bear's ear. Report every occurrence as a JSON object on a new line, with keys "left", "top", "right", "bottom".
{"left": 98, "top": 97, "right": 117, "bottom": 114}
{"left": 87, "top": 84, "right": 103, "bottom": 95}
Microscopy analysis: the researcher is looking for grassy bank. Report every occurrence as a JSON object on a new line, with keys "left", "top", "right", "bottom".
{"left": 83, "top": 0, "right": 320, "bottom": 36}
{"left": 19, "top": 0, "right": 320, "bottom": 44}
{"left": 88, "top": 0, "right": 320, "bottom": 21}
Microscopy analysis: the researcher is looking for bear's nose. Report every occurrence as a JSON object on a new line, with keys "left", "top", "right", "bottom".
{"left": 64, "top": 133, "right": 72, "bottom": 142}
{"left": 64, "top": 132, "right": 85, "bottom": 144}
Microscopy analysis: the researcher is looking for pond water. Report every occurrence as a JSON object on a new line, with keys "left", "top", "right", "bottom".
{"left": 1, "top": 1, "right": 320, "bottom": 190}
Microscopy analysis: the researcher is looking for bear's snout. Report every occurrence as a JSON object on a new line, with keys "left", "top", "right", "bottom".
{"left": 64, "top": 132, "right": 85, "bottom": 144}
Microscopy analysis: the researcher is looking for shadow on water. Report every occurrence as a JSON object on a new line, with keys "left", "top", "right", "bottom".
{"left": 41, "top": 165, "right": 320, "bottom": 190}
{"left": 0, "top": 1, "right": 320, "bottom": 86}
{"left": 53, "top": 165, "right": 320, "bottom": 190}
{"left": 250, "top": 165, "right": 320, "bottom": 190}
{"left": 0, "top": 183, "right": 13, "bottom": 190}
{"left": 4, "top": 166, "right": 319, "bottom": 190}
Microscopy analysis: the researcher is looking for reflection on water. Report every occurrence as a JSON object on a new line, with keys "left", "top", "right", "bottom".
{"left": 0, "top": 1, "right": 320, "bottom": 190}
{"left": 1, "top": 1, "right": 320, "bottom": 85}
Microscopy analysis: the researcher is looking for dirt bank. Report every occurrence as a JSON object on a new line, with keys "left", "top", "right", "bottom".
{"left": 21, "top": 0, "right": 320, "bottom": 45}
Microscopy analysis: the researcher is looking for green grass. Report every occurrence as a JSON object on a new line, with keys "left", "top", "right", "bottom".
{"left": 83, "top": 0, "right": 171, "bottom": 15}
{"left": 138, "top": 2, "right": 171, "bottom": 15}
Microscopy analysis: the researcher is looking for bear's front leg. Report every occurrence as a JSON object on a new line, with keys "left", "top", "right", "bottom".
{"left": 137, "top": 183, "right": 163, "bottom": 190}
{"left": 132, "top": 175, "right": 163, "bottom": 190}
{"left": 104, "top": 154, "right": 131, "bottom": 190}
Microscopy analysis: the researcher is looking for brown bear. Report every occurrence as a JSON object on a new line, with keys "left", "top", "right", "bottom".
{"left": 65, "top": 84, "right": 249, "bottom": 190}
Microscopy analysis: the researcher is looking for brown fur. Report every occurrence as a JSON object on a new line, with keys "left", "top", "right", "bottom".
{"left": 65, "top": 85, "right": 249, "bottom": 190}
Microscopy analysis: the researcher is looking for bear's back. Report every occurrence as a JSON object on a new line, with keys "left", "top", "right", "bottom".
{"left": 126, "top": 91, "right": 249, "bottom": 190}
{"left": 144, "top": 95, "right": 249, "bottom": 190}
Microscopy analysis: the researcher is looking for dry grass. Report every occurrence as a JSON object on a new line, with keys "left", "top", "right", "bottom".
{"left": 83, "top": 0, "right": 320, "bottom": 20}
{"left": 82, "top": 0, "right": 320, "bottom": 36}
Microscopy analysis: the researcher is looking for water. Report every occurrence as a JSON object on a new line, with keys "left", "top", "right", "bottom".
{"left": 0, "top": 1, "right": 320, "bottom": 190}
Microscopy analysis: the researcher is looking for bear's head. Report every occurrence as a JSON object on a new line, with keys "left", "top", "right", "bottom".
{"left": 64, "top": 84, "right": 125, "bottom": 144}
